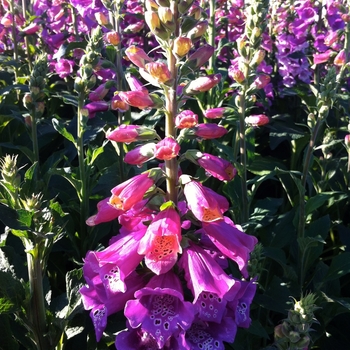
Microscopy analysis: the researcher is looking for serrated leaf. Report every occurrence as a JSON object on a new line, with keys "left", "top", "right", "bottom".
{"left": 324, "top": 252, "right": 350, "bottom": 282}
{"left": 52, "top": 118, "right": 76, "bottom": 145}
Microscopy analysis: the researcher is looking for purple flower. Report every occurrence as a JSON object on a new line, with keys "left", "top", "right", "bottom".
{"left": 200, "top": 218, "right": 258, "bottom": 278}
{"left": 54, "top": 58, "right": 74, "bottom": 78}
{"left": 124, "top": 271, "right": 195, "bottom": 348}
{"left": 182, "top": 317, "right": 237, "bottom": 349}
{"left": 83, "top": 229, "right": 146, "bottom": 294}
{"left": 86, "top": 197, "right": 123, "bottom": 226}
{"left": 179, "top": 242, "right": 240, "bottom": 324}
{"left": 138, "top": 207, "right": 182, "bottom": 275}
{"left": 80, "top": 272, "right": 146, "bottom": 341}
{"left": 228, "top": 278, "right": 257, "bottom": 329}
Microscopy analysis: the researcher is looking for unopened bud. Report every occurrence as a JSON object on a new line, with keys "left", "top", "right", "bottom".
{"left": 178, "top": 0, "right": 194, "bottom": 14}
{"left": 250, "top": 49, "right": 265, "bottom": 67}
{"left": 334, "top": 49, "right": 346, "bottom": 66}
{"left": 158, "top": 7, "right": 175, "bottom": 30}
{"left": 187, "top": 20, "right": 208, "bottom": 40}
{"left": 105, "top": 31, "right": 121, "bottom": 46}
{"left": 173, "top": 37, "right": 192, "bottom": 57}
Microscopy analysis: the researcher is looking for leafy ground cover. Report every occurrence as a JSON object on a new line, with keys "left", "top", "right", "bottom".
{"left": 0, "top": 0, "right": 350, "bottom": 349}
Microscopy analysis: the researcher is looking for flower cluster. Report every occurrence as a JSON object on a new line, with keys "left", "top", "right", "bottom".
{"left": 79, "top": 0, "right": 258, "bottom": 348}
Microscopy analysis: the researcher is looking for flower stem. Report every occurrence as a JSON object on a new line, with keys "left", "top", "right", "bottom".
{"left": 164, "top": 1, "right": 179, "bottom": 204}
{"left": 26, "top": 243, "right": 49, "bottom": 350}
{"left": 238, "top": 88, "right": 249, "bottom": 223}
{"left": 77, "top": 91, "right": 88, "bottom": 253}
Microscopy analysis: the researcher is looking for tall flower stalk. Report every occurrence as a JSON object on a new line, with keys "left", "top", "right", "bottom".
{"left": 79, "top": 1, "right": 258, "bottom": 348}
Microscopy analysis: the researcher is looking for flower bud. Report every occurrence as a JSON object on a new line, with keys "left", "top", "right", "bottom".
{"left": 145, "top": 0, "right": 159, "bottom": 11}
{"left": 158, "top": 7, "right": 175, "bottom": 31}
{"left": 185, "top": 73, "right": 221, "bottom": 94}
{"left": 184, "top": 45, "right": 214, "bottom": 71}
{"left": 253, "top": 74, "right": 270, "bottom": 89}
{"left": 313, "top": 49, "right": 335, "bottom": 65}
{"left": 95, "top": 12, "right": 110, "bottom": 27}
{"left": 124, "top": 143, "right": 156, "bottom": 166}
{"left": 154, "top": 137, "right": 180, "bottom": 160}
{"left": 334, "top": 49, "right": 346, "bottom": 66}
{"left": 250, "top": 49, "right": 265, "bottom": 67}
{"left": 111, "top": 95, "right": 129, "bottom": 112}
{"left": 145, "top": 11, "right": 169, "bottom": 39}
{"left": 173, "top": 37, "right": 192, "bottom": 57}
{"left": 178, "top": 0, "right": 194, "bottom": 14}
{"left": 145, "top": 62, "right": 171, "bottom": 83}
{"left": 107, "top": 125, "right": 158, "bottom": 144}
{"left": 104, "top": 31, "right": 121, "bottom": 46}
{"left": 203, "top": 107, "right": 226, "bottom": 119}
{"left": 118, "top": 90, "right": 155, "bottom": 109}
{"left": 23, "top": 93, "right": 34, "bottom": 110}
{"left": 194, "top": 123, "right": 227, "bottom": 139}
{"left": 125, "top": 45, "right": 154, "bottom": 69}
{"left": 84, "top": 101, "right": 109, "bottom": 119}
{"left": 0, "top": 154, "right": 20, "bottom": 186}
{"left": 288, "top": 331, "right": 301, "bottom": 343}
{"left": 245, "top": 114, "right": 269, "bottom": 127}
{"left": 175, "top": 110, "right": 198, "bottom": 129}
{"left": 35, "top": 102, "right": 45, "bottom": 118}
{"left": 345, "top": 134, "right": 350, "bottom": 149}
{"left": 20, "top": 23, "right": 41, "bottom": 35}
{"left": 187, "top": 20, "right": 208, "bottom": 40}
{"left": 229, "top": 67, "right": 245, "bottom": 84}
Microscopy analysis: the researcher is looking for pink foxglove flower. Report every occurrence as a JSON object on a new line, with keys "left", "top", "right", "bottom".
{"left": 124, "top": 271, "right": 195, "bottom": 348}
{"left": 109, "top": 172, "right": 155, "bottom": 211}
{"left": 124, "top": 143, "right": 156, "bottom": 166}
{"left": 181, "top": 176, "right": 228, "bottom": 222}
{"left": 313, "top": 49, "right": 334, "bottom": 65}
{"left": 145, "top": 61, "right": 171, "bottom": 84}
{"left": 197, "top": 153, "right": 237, "bottom": 181}
{"left": 175, "top": 110, "right": 198, "bottom": 129}
{"left": 54, "top": 58, "right": 74, "bottom": 79}
{"left": 204, "top": 107, "right": 225, "bottom": 119}
{"left": 86, "top": 198, "right": 123, "bottom": 226}
{"left": 245, "top": 114, "right": 269, "bottom": 127}
{"left": 138, "top": 207, "right": 182, "bottom": 274}
{"left": 111, "top": 95, "right": 129, "bottom": 112}
{"left": 80, "top": 271, "right": 146, "bottom": 342}
{"left": 106, "top": 125, "right": 157, "bottom": 144}
{"left": 194, "top": 123, "right": 227, "bottom": 139}
{"left": 154, "top": 137, "right": 180, "bottom": 160}
{"left": 200, "top": 217, "right": 258, "bottom": 278}
{"left": 179, "top": 243, "right": 240, "bottom": 323}
{"left": 334, "top": 49, "right": 346, "bottom": 66}
{"left": 83, "top": 101, "right": 109, "bottom": 119}
{"left": 185, "top": 73, "right": 221, "bottom": 94}
{"left": 125, "top": 45, "right": 154, "bottom": 69}
{"left": 89, "top": 84, "right": 109, "bottom": 101}
{"left": 83, "top": 229, "right": 146, "bottom": 294}
{"left": 118, "top": 90, "right": 155, "bottom": 109}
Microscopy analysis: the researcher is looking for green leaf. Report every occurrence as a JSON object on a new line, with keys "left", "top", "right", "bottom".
{"left": 49, "top": 167, "right": 81, "bottom": 198}
{"left": 105, "top": 45, "right": 117, "bottom": 63}
{"left": 305, "top": 193, "right": 333, "bottom": 216}
{"left": 0, "top": 249, "right": 26, "bottom": 314}
{"left": 0, "top": 314, "right": 19, "bottom": 350}
{"left": 65, "top": 268, "right": 84, "bottom": 320}
{"left": 52, "top": 118, "right": 77, "bottom": 145}
{"left": 324, "top": 252, "right": 350, "bottom": 281}
{"left": 0, "top": 204, "right": 31, "bottom": 231}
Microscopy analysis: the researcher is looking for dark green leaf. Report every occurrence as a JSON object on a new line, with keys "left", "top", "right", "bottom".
{"left": 0, "top": 204, "right": 31, "bottom": 231}
{"left": 324, "top": 252, "right": 350, "bottom": 281}
{"left": 52, "top": 118, "right": 76, "bottom": 145}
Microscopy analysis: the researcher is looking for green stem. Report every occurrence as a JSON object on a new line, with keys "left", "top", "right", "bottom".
{"left": 26, "top": 244, "right": 49, "bottom": 350}
{"left": 163, "top": 1, "right": 179, "bottom": 205}
{"left": 22, "top": 0, "right": 33, "bottom": 71}
{"left": 30, "top": 105, "right": 40, "bottom": 167}
{"left": 77, "top": 92, "right": 88, "bottom": 252}
{"left": 10, "top": 0, "right": 19, "bottom": 81}
{"left": 238, "top": 90, "right": 249, "bottom": 223}
{"left": 206, "top": 0, "right": 216, "bottom": 109}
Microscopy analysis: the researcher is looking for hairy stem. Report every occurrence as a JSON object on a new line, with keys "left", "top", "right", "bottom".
{"left": 164, "top": 1, "right": 179, "bottom": 204}
{"left": 26, "top": 244, "right": 49, "bottom": 350}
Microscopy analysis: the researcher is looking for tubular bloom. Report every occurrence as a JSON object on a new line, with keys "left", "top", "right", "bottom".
{"left": 80, "top": 2, "right": 259, "bottom": 347}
